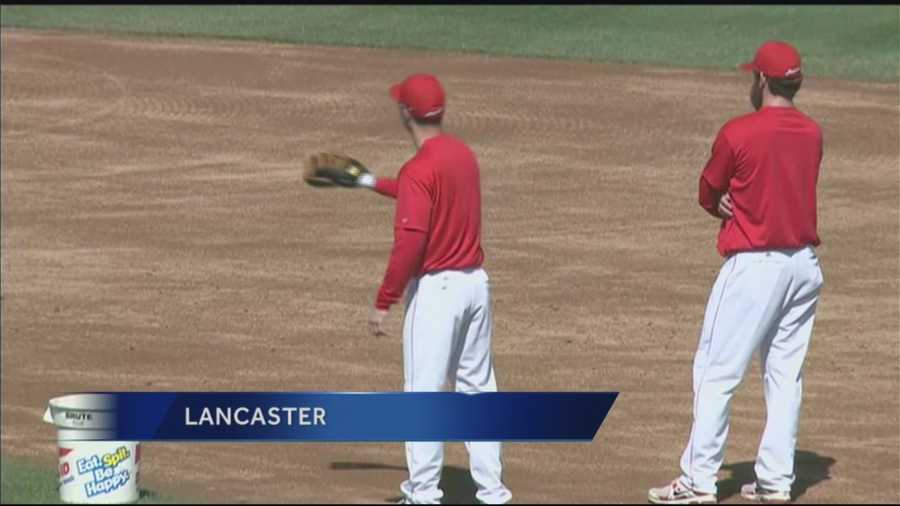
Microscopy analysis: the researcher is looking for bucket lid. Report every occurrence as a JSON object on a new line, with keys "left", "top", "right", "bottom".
{"left": 43, "top": 394, "right": 116, "bottom": 432}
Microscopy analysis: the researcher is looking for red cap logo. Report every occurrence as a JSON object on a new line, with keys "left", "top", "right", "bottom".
{"left": 389, "top": 73, "right": 445, "bottom": 120}
{"left": 740, "top": 40, "right": 802, "bottom": 79}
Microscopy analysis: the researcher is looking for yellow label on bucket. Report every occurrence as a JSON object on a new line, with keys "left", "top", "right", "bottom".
{"left": 102, "top": 446, "right": 131, "bottom": 468}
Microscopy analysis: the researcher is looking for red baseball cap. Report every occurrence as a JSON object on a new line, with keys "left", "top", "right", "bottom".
{"left": 389, "top": 73, "right": 445, "bottom": 120}
{"left": 740, "top": 40, "right": 803, "bottom": 79}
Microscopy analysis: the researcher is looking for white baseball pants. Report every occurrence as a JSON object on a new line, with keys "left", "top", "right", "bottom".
{"left": 680, "top": 246, "right": 824, "bottom": 495}
{"left": 400, "top": 268, "right": 512, "bottom": 505}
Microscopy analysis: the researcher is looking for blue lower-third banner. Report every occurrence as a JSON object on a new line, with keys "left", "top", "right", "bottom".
{"left": 48, "top": 392, "right": 618, "bottom": 442}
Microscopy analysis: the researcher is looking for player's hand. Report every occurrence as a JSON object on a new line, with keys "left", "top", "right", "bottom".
{"left": 718, "top": 193, "right": 734, "bottom": 219}
{"left": 368, "top": 308, "right": 389, "bottom": 336}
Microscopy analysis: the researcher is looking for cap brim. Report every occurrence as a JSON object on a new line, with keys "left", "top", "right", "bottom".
{"left": 739, "top": 62, "right": 757, "bottom": 73}
{"left": 389, "top": 83, "right": 403, "bottom": 102}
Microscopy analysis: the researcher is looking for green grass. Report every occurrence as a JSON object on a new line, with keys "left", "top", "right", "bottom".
{"left": 1, "top": 458, "right": 61, "bottom": 504}
{"left": 1, "top": 5, "right": 898, "bottom": 82}
{"left": 0, "top": 457, "right": 181, "bottom": 504}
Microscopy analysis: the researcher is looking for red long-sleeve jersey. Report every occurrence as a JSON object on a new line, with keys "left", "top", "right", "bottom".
{"left": 374, "top": 133, "right": 485, "bottom": 310}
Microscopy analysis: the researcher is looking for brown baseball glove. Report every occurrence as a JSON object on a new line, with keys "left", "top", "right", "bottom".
{"left": 304, "top": 153, "right": 371, "bottom": 188}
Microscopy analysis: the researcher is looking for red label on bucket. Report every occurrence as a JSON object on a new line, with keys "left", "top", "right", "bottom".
{"left": 59, "top": 447, "right": 73, "bottom": 457}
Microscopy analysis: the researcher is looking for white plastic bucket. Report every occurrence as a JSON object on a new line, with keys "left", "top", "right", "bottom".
{"left": 43, "top": 394, "right": 140, "bottom": 504}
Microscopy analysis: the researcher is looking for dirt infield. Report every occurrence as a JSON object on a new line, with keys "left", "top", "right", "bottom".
{"left": 2, "top": 30, "right": 898, "bottom": 503}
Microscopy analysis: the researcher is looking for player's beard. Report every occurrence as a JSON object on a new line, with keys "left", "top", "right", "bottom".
{"left": 750, "top": 73, "right": 764, "bottom": 111}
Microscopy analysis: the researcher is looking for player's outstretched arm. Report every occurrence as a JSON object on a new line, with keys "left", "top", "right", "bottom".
{"left": 359, "top": 175, "right": 398, "bottom": 199}
{"left": 302, "top": 152, "right": 399, "bottom": 199}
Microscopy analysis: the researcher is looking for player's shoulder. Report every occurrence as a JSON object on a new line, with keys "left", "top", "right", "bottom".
{"left": 426, "top": 133, "right": 474, "bottom": 156}
{"left": 723, "top": 107, "right": 820, "bottom": 131}
{"left": 709, "top": 112, "right": 753, "bottom": 150}
{"left": 717, "top": 108, "right": 815, "bottom": 142}
{"left": 411, "top": 134, "right": 473, "bottom": 165}
{"left": 440, "top": 132, "right": 470, "bottom": 147}
{"left": 719, "top": 111, "right": 763, "bottom": 135}
{"left": 437, "top": 134, "right": 479, "bottom": 167}
{"left": 400, "top": 149, "right": 436, "bottom": 182}
{"left": 403, "top": 133, "right": 475, "bottom": 165}
{"left": 794, "top": 108, "right": 823, "bottom": 135}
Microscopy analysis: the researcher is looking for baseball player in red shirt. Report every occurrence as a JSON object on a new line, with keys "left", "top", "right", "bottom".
{"left": 358, "top": 74, "right": 512, "bottom": 505}
{"left": 649, "top": 41, "right": 825, "bottom": 505}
